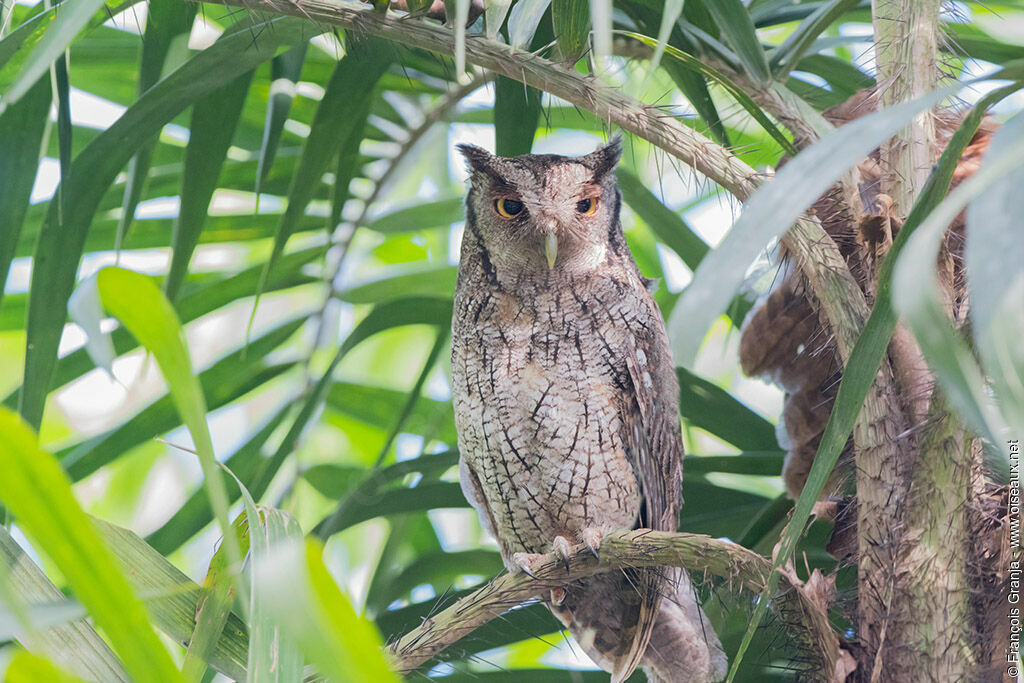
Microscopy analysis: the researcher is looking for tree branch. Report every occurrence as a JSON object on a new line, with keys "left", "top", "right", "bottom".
{"left": 203, "top": 0, "right": 876, "bottom": 405}
{"left": 199, "top": 0, "right": 875, "bottom": 338}
{"left": 201, "top": 0, "right": 762, "bottom": 201}
{"left": 385, "top": 530, "right": 839, "bottom": 679}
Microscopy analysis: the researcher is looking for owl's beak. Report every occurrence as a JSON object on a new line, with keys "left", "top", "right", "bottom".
{"left": 543, "top": 232, "right": 558, "bottom": 270}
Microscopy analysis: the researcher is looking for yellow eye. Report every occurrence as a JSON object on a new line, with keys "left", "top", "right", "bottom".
{"left": 494, "top": 198, "right": 524, "bottom": 218}
{"left": 576, "top": 197, "right": 599, "bottom": 215}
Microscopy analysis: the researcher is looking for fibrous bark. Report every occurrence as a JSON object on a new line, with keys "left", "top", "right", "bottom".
{"left": 872, "top": 0, "right": 942, "bottom": 214}
{"left": 386, "top": 530, "right": 841, "bottom": 680}
{"left": 738, "top": 88, "right": 1002, "bottom": 683}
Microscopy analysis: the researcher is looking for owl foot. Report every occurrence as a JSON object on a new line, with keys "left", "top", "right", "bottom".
{"left": 550, "top": 586, "right": 566, "bottom": 605}
{"left": 552, "top": 535, "right": 573, "bottom": 573}
{"left": 579, "top": 527, "right": 603, "bottom": 559}
{"left": 512, "top": 535, "right": 574, "bottom": 577}
{"left": 512, "top": 552, "right": 546, "bottom": 578}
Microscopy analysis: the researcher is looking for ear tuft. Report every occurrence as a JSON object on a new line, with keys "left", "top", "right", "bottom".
{"left": 581, "top": 136, "right": 623, "bottom": 177}
{"left": 457, "top": 143, "right": 496, "bottom": 175}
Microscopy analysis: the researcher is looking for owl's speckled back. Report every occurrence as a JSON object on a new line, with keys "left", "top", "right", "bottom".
{"left": 451, "top": 141, "right": 726, "bottom": 683}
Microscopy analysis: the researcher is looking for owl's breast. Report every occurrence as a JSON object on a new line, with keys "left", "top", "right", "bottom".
{"left": 451, "top": 285, "right": 643, "bottom": 556}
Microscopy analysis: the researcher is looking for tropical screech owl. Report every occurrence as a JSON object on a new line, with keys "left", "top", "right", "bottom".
{"left": 450, "top": 140, "right": 727, "bottom": 682}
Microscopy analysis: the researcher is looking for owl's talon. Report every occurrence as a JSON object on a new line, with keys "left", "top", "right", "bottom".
{"left": 512, "top": 552, "right": 545, "bottom": 578}
{"left": 550, "top": 586, "right": 566, "bottom": 605}
{"left": 580, "top": 527, "right": 603, "bottom": 559}
{"left": 552, "top": 535, "right": 573, "bottom": 572}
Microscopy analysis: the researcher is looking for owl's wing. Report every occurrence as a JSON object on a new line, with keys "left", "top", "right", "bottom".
{"left": 602, "top": 305, "right": 683, "bottom": 681}
{"left": 621, "top": 317, "right": 683, "bottom": 534}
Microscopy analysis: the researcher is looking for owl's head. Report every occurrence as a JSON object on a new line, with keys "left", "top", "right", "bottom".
{"left": 457, "top": 140, "right": 623, "bottom": 277}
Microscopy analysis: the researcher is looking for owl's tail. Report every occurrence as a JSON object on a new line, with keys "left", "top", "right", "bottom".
{"left": 551, "top": 568, "right": 726, "bottom": 682}
{"left": 640, "top": 569, "right": 727, "bottom": 683}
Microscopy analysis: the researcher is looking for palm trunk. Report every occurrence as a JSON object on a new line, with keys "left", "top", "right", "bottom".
{"left": 900, "top": 396, "right": 977, "bottom": 679}
{"left": 862, "top": 2, "right": 979, "bottom": 680}
{"left": 872, "top": 0, "right": 941, "bottom": 214}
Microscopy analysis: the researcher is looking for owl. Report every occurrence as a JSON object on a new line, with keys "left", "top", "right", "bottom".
{"left": 450, "top": 140, "right": 727, "bottom": 682}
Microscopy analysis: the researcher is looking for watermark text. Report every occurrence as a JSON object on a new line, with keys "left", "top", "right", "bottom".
{"left": 1009, "top": 439, "right": 1020, "bottom": 679}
